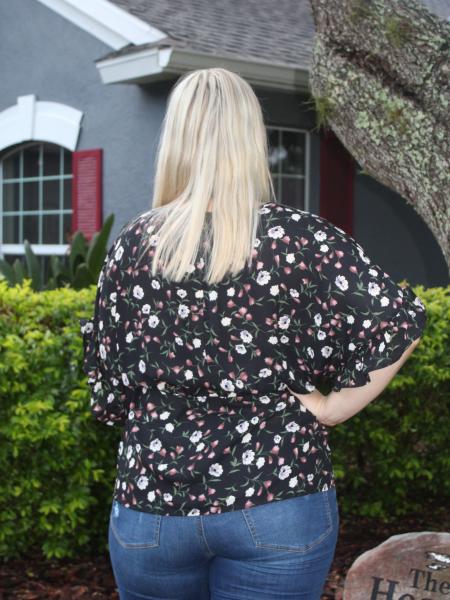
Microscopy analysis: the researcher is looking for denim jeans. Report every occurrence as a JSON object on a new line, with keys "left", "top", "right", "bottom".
{"left": 108, "top": 486, "right": 339, "bottom": 600}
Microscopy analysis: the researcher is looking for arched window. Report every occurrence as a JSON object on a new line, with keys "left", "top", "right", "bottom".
{"left": 0, "top": 141, "right": 73, "bottom": 276}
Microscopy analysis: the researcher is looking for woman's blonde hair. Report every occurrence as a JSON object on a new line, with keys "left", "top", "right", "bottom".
{"left": 136, "top": 67, "right": 275, "bottom": 284}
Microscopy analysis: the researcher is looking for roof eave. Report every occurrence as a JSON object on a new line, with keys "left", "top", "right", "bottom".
{"left": 95, "top": 46, "right": 311, "bottom": 92}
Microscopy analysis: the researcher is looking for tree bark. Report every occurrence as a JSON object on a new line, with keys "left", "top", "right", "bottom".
{"left": 308, "top": 0, "right": 450, "bottom": 272}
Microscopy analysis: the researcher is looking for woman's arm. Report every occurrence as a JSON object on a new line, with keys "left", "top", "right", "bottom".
{"left": 289, "top": 336, "right": 422, "bottom": 426}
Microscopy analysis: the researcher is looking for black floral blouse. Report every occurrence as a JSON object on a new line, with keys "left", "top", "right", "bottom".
{"left": 79, "top": 201, "right": 427, "bottom": 516}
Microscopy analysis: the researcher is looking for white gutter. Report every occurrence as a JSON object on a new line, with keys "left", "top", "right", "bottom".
{"left": 96, "top": 46, "right": 310, "bottom": 92}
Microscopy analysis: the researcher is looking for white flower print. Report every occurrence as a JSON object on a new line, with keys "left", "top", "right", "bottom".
{"left": 278, "top": 315, "right": 291, "bottom": 329}
{"left": 268, "top": 225, "right": 285, "bottom": 239}
{"left": 256, "top": 270, "right": 271, "bottom": 285}
{"left": 259, "top": 396, "right": 271, "bottom": 404}
{"left": 137, "top": 476, "right": 149, "bottom": 490}
{"left": 335, "top": 275, "right": 349, "bottom": 291}
{"left": 286, "top": 421, "right": 300, "bottom": 432}
{"left": 133, "top": 285, "right": 144, "bottom": 299}
{"left": 258, "top": 368, "right": 272, "bottom": 378}
{"left": 148, "top": 315, "right": 160, "bottom": 328}
{"left": 150, "top": 438, "right": 162, "bottom": 452}
{"left": 286, "top": 253, "right": 295, "bottom": 264}
{"left": 236, "top": 421, "right": 249, "bottom": 433}
{"left": 240, "top": 330, "right": 253, "bottom": 343}
{"left": 278, "top": 465, "right": 292, "bottom": 480}
{"left": 209, "top": 463, "right": 223, "bottom": 477}
{"left": 242, "top": 450, "right": 255, "bottom": 465}
{"left": 321, "top": 346, "right": 333, "bottom": 358}
{"left": 178, "top": 304, "right": 190, "bottom": 318}
{"left": 114, "top": 246, "right": 124, "bottom": 261}
{"left": 220, "top": 379, "right": 235, "bottom": 392}
{"left": 79, "top": 204, "right": 427, "bottom": 517}
{"left": 368, "top": 282, "right": 381, "bottom": 297}
{"left": 314, "top": 230, "right": 327, "bottom": 242}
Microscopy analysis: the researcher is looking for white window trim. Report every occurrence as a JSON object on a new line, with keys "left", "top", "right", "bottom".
{"left": 36, "top": 0, "right": 167, "bottom": 49}
{"left": 1, "top": 243, "right": 69, "bottom": 256}
{"left": 0, "top": 95, "right": 83, "bottom": 153}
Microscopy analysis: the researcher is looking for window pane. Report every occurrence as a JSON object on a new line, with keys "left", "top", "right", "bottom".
{"left": 43, "top": 143, "right": 61, "bottom": 176}
{"left": 3, "top": 153, "right": 20, "bottom": 179}
{"left": 42, "top": 214, "right": 60, "bottom": 244}
{"left": 280, "top": 131, "right": 305, "bottom": 176}
{"left": 23, "top": 145, "right": 41, "bottom": 178}
{"left": 280, "top": 177, "right": 305, "bottom": 210}
{"left": 63, "top": 149, "right": 72, "bottom": 175}
{"left": 23, "top": 214, "right": 39, "bottom": 244}
{"left": 3, "top": 215, "right": 20, "bottom": 243}
{"left": 63, "top": 178, "right": 72, "bottom": 209}
{"left": 63, "top": 212, "right": 72, "bottom": 244}
{"left": 3, "top": 182, "right": 20, "bottom": 211}
{"left": 43, "top": 179, "right": 60, "bottom": 210}
{"left": 268, "top": 129, "right": 282, "bottom": 173}
{"left": 23, "top": 181, "right": 40, "bottom": 211}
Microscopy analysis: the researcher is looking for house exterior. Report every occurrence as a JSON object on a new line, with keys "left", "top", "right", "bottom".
{"left": 0, "top": 0, "right": 448, "bottom": 286}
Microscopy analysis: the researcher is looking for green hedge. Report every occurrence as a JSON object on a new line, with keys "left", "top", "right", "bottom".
{"left": 0, "top": 280, "right": 448, "bottom": 560}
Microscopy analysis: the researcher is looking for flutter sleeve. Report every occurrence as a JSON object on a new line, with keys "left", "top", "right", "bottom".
{"left": 309, "top": 217, "right": 428, "bottom": 392}
{"left": 79, "top": 232, "right": 133, "bottom": 426}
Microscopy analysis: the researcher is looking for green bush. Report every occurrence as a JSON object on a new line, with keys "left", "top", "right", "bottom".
{"left": 329, "top": 284, "right": 449, "bottom": 523}
{"left": 0, "top": 279, "right": 121, "bottom": 560}
{"left": 0, "top": 280, "right": 448, "bottom": 560}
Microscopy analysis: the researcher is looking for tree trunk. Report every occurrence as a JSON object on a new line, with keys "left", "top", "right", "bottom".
{"left": 308, "top": 0, "right": 450, "bottom": 272}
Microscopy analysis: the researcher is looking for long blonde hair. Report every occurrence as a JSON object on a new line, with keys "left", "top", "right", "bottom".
{"left": 136, "top": 67, "right": 276, "bottom": 284}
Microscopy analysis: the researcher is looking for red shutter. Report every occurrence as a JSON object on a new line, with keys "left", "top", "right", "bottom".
{"left": 319, "top": 130, "right": 354, "bottom": 235}
{"left": 71, "top": 149, "right": 103, "bottom": 240}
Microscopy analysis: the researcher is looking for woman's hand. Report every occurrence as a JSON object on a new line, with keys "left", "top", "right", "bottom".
{"left": 286, "top": 386, "right": 334, "bottom": 427}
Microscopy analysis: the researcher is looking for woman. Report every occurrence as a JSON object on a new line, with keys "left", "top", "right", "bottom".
{"left": 80, "top": 67, "right": 427, "bottom": 600}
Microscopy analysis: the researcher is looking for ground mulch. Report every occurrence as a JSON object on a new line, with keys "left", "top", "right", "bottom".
{"left": 0, "top": 511, "right": 444, "bottom": 600}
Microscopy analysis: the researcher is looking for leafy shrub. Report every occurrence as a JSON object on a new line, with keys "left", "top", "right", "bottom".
{"left": 0, "top": 281, "right": 447, "bottom": 560}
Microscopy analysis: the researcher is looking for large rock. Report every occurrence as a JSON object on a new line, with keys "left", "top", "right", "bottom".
{"left": 344, "top": 531, "right": 450, "bottom": 600}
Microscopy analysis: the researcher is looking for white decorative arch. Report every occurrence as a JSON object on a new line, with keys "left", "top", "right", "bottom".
{"left": 0, "top": 94, "right": 83, "bottom": 152}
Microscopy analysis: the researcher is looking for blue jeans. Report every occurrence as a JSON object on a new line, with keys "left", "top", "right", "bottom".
{"left": 108, "top": 486, "right": 339, "bottom": 600}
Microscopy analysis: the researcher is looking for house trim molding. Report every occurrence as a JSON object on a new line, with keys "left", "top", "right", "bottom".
{"left": 35, "top": 0, "right": 167, "bottom": 49}
{"left": 96, "top": 46, "right": 310, "bottom": 92}
{"left": 0, "top": 95, "right": 83, "bottom": 152}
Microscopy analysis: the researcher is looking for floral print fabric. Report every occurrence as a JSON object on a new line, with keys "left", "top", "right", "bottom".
{"left": 79, "top": 201, "right": 427, "bottom": 516}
